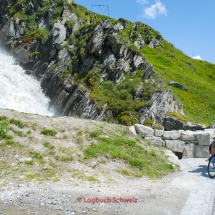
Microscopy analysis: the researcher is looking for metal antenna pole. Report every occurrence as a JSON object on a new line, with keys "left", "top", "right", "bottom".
{"left": 91, "top": 5, "right": 110, "bottom": 16}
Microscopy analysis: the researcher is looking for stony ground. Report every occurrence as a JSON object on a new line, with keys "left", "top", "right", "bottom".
{"left": 0, "top": 109, "right": 214, "bottom": 215}
{"left": 1, "top": 158, "right": 214, "bottom": 215}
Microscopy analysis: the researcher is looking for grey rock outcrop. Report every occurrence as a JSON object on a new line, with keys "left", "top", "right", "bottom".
{"left": 134, "top": 85, "right": 144, "bottom": 99}
{"left": 140, "top": 90, "right": 184, "bottom": 124}
{"left": 51, "top": 20, "right": 67, "bottom": 49}
{"left": 148, "top": 38, "right": 160, "bottom": 48}
{"left": 184, "top": 122, "right": 206, "bottom": 131}
{"left": 163, "top": 116, "right": 185, "bottom": 131}
{"left": 134, "top": 124, "right": 154, "bottom": 137}
{"left": 169, "top": 81, "right": 188, "bottom": 91}
{"left": 142, "top": 64, "right": 155, "bottom": 79}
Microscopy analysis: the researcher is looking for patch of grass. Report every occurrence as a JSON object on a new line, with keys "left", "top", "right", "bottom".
{"left": 27, "top": 130, "right": 31, "bottom": 134}
{"left": 55, "top": 147, "right": 73, "bottom": 162}
{"left": 1, "top": 140, "right": 24, "bottom": 148}
{"left": 25, "top": 160, "right": 34, "bottom": 165}
{"left": 32, "top": 123, "right": 37, "bottom": 130}
{"left": 0, "top": 116, "right": 8, "bottom": 121}
{"left": 74, "top": 137, "right": 83, "bottom": 144}
{"left": 63, "top": 134, "right": 68, "bottom": 139}
{"left": 29, "top": 151, "right": 44, "bottom": 163}
{"left": 25, "top": 173, "right": 37, "bottom": 180}
{"left": 84, "top": 135, "right": 174, "bottom": 179}
{"left": 153, "top": 123, "right": 164, "bottom": 130}
{"left": 28, "top": 136, "right": 34, "bottom": 141}
{"left": 120, "top": 169, "right": 130, "bottom": 176}
{"left": 52, "top": 177, "right": 60, "bottom": 182}
{"left": 49, "top": 160, "right": 58, "bottom": 168}
{"left": 11, "top": 128, "right": 24, "bottom": 137}
{"left": 87, "top": 176, "right": 99, "bottom": 182}
{"left": 77, "top": 130, "right": 83, "bottom": 136}
{"left": 10, "top": 118, "right": 27, "bottom": 128}
{"left": 4, "top": 135, "right": 14, "bottom": 140}
{"left": 90, "top": 130, "right": 103, "bottom": 138}
{"left": 4, "top": 140, "right": 16, "bottom": 146}
{"left": 143, "top": 119, "right": 154, "bottom": 127}
{"left": 41, "top": 129, "right": 57, "bottom": 136}
{"left": 43, "top": 142, "right": 55, "bottom": 150}
{"left": 0, "top": 120, "right": 9, "bottom": 139}
{"left": 55, "top": 155, "right": 73, "bottom": 162}
{"left": 166, "top": 112, "right": 188, "bottom": 122}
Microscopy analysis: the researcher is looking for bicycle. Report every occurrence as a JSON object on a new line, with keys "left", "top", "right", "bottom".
{"left": 207, "top": 154, "right": 215, "bottom": 178}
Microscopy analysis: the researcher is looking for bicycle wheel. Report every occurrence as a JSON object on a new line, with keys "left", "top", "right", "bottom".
{"left": 207, "top": 154, "right": 215, "bottom": 178}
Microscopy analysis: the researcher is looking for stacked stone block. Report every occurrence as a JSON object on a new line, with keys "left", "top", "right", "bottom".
{"left": 131, "top": 124, "right": 215, "bottom": 158}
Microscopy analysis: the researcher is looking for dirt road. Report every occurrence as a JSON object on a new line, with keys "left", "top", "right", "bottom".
{"left": 0, "top": 158, "right": 214, "bottom": 215}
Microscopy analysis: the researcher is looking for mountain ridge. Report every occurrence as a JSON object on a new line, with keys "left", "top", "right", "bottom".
{"left": 0, "top": 0, "right": 214, "bottom": 126}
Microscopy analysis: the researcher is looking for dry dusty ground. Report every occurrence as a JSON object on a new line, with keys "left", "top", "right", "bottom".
{"left": 0, "top": 109, "right": 214, "bottom": 215}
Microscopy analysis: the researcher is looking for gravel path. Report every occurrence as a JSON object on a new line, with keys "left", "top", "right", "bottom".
{"left": 0, "top": 158, "right": 214, "bottom": 215}
{"left": 180, "top": 158, "right": 215, "bottom": 215}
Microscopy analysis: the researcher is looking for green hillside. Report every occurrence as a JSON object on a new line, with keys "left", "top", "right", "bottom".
{"left": 69, "top": 2, "right": 215, "bottom": 125}
{"left": 3, "top": 0, "right": 215, "bottom": 125}
{"left": 143, "top": 41, "right": 215, "bottom": 125}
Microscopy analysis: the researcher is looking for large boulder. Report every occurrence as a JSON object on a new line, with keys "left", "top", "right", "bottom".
{"left": 163, "top": 116, "right": 185, "bottom": 131}
{"left": 134, "top": 124, "right": 154, "bottom": 137}
{"left": 128, "top": 126, "right": 137, "bottom": 136}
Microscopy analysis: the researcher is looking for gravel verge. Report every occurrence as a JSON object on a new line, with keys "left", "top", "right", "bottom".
{"left": 1, "top": 158, "right": 214, "bottom": 215}
{"left": 180, "top": 158, "right": 215, "bottom": 215}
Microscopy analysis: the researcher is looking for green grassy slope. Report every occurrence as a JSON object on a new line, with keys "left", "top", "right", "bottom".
{"left": 143, "top": 42, "right": 215, "bottom": 124}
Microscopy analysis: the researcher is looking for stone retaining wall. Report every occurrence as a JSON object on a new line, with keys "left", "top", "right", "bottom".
{"left": 130, "top": 124, "right": 215, "bottom": 158}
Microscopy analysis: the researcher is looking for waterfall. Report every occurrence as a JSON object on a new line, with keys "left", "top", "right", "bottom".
{"left": 0, "top": 50, "right": 54, "bottom": 116}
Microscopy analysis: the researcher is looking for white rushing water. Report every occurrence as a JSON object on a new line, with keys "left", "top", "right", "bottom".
{"left": 0, "top": 50, "right": 54, "bottom": 116}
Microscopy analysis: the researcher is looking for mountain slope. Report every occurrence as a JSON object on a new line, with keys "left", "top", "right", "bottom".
{"left": 0, "top": 0, "right": 214, "bottom": 126}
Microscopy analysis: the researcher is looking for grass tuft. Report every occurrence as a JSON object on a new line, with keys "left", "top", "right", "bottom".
{"left": 41, "top": 129, "right": 57, "bottom": 136}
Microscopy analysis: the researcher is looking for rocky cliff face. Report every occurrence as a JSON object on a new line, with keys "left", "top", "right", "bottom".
{"left": 0, "top": 0, "right": 184, "bottom": 126}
